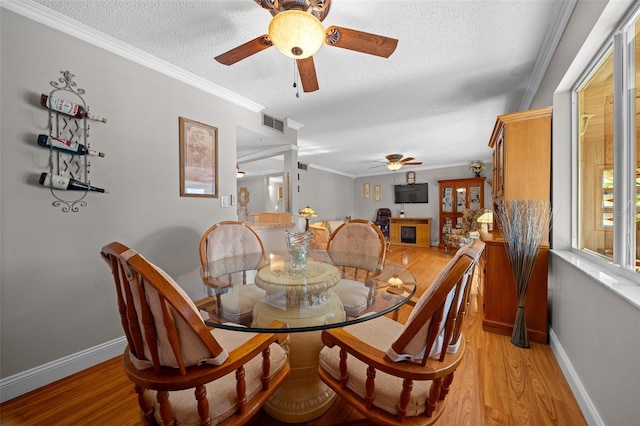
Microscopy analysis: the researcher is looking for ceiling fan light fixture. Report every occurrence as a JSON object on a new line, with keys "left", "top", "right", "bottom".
{"left": 268, "top": 10, "right": 325, "bottom": 59}
{"left": 387, "top": 162, "right": 403, "bottom": 171}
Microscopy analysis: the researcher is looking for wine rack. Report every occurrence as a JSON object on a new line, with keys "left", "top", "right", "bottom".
{"left": 41, "top": 70, "right": 104, "bottom": 212}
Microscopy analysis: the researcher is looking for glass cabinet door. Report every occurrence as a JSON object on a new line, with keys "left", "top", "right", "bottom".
{"left": 469, "top": 185, "right": 481, "bottom": 210}
{"left": 442, "top": 186, "right": 453, "bottom": 213}
{"left": 455, "top": 187, "right": 467, "bottom": 212}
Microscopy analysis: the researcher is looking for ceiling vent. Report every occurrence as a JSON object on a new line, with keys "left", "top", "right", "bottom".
{"left": 298, "top": 162, "right": 308, "bottom": 170}
{"left": 262, "top": 113, "right": 285, "bottom": 133}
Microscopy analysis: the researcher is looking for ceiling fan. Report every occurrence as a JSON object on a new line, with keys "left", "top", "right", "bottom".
{"left": 383, "top": 154, "right": 423, "bottom": 171}
{"left": 214, "top": 0, "right": 398, "bottom": 93}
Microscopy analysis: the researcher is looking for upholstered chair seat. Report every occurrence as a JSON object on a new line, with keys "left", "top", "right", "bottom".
{"left": 318, "top": 241, "right": 485, "bottom": 424}
{"left": 200, "top": 221, "right": 267, "bottom": 325}
{"left": 327, "top": 219, "right": 387, "bottom": 318}
{"left": 101, "top": 242, "right": 290, "bottom": 425}
{"left": 442, "top": 208, "right": 483, "bottom": 253}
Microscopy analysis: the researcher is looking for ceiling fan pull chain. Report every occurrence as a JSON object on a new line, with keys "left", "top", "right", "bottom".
{"left": 293, "top": 59, "right": 300, "bottom": 98}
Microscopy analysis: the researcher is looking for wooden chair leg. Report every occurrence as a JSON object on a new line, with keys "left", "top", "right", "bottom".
{"left": 157, "top": 390, "right": 175, "bottom": 426}
{"left": 134, "top": 385, "right": 154, "bottom": 426}
{"left": 440, "top": 371, "right": 455, "bottom": 400}
{"left": 194, "top": 385, "right": 211, "bottom": 426}
{"left": 426, "top": 377, "right": 443, "bottom": 417}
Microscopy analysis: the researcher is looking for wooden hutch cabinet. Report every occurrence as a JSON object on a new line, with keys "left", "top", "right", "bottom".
{"left": 437, "top": 177, "right": 485, "bottom": 249}
{"left": 481, "top": 106, "right": 552, "bottom": 343}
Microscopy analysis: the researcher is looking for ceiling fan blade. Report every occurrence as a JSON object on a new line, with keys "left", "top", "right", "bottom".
{"left": 400, "top": 157, "right": 415, "bottom": 163}
{"left": 296, "top": 57, "right": 319, "bottom": 92}
{"left": 254, "top": 0, "right": 278, "bottom": 17}
{"left": 325, "top": 26, "right": 398, "bottom": 58}
{"left": 403, "top": 162, "right": 423, "bottom": 166}
{"left": 214, "top": 35, "right": 272, "bottom": 65}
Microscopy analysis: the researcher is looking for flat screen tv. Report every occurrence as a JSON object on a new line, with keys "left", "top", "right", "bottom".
{"left": 394, "top": 183, "right": 428, "bottom": 204}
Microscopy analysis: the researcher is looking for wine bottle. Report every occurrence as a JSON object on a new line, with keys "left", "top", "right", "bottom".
{"left": 40, "top": 94, "right": 107, "bottom": 123}
{"left": 37, "top": 134, "right": 105, "bottom": 157}
{"left": 39, "top": 172, "right": 108, "bottom": 193}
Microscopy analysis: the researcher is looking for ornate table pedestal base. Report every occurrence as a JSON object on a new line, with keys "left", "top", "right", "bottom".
{"left": 252, "top": 290, "right": 345, "bottom": 422}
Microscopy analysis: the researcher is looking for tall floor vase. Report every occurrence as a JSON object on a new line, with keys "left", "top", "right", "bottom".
{"left": 495, "top": 199, "right": 551, "bottom": 348}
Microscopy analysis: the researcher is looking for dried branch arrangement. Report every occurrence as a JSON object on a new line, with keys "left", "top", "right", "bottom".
{"left": 495, "top": 199, "right": 551, "bottom": 348}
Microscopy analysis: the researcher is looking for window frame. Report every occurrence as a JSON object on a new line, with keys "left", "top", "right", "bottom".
{"left": 572, "top": 4, "right": 640, "bottom": 278}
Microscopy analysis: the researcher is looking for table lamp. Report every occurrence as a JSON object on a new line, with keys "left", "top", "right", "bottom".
{"left": 299, "top": 205, "right": 317, "bottom": 231}
{"left": 477, "top": 209, "right": 494, "bottom": 232}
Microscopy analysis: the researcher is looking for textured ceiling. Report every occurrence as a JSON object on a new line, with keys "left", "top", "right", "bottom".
{"left": 32, "top": 0, "right": 567, "bottom": 177}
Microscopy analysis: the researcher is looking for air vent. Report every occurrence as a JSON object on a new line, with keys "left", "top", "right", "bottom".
{"left": 298, "top": 162, "right": 308, "bottom": 170}
{"left": 262, "top": 113, "right": 285, "bottom": 133}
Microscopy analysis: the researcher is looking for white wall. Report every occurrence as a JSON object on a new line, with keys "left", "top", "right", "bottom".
{"left": 0, "top": 9, "right": 295, "bottom": 381}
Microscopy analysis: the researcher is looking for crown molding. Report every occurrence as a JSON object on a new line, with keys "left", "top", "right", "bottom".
{"left": 0, "top": 0, "right": 265, "bottom": 113}
{"left": 519, "top": 0, "right": 578, "bottom": 110}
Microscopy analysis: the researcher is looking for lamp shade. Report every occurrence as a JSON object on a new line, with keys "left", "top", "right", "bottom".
{"left": 477, "top": 211, "right": 494, "bottom": 223}
{"left": 299, "top": 205, "right": 317, "bottom": 218}
{"left": 386, "top": 162, "right": 403, "bottom": 171}
{"left": 477, "top": 210, "right": 493, "bottom": 231}
{"left": 268, "top": 10, "right": 325, "bottom": 59}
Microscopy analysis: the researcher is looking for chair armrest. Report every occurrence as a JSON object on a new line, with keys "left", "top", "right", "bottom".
{"left": 224, "top": 320, "right": 289, "bottom": 366}
{"left": 125, "top": 320, "right": 290, "bottom": 389}
{"left": 321, "top": 327, "right": 464, "bottom": 381}
{"left": 193, "top": 296, "right": 216, "bottom": 311}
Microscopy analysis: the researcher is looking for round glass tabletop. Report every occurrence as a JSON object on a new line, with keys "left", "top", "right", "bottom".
{"left": 199, "top": 250, "right": 416, "bottom": 333}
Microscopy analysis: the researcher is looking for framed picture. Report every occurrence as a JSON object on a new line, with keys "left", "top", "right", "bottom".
{"left": 364, "top": 183, "right": 370, "bottom": 199}
{"left": 374, "top": 185, "right": 381, "bottom": 201}
{"left": 179, "top": 117, "right": 218, "bottom": 197}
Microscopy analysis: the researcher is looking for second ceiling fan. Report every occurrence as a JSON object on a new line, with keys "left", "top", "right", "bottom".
{"left": 384, "top": 154, "right": 422, "bottom": 171}
{"left": 215, "top": 0, "right": 398, "bottom": 92}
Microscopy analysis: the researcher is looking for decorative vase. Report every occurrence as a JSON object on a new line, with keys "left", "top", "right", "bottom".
{"left": 474, "top": 172, "right": 481, "bottom": 178}
{"left": 495, "top": 199, "right": 551, "bottom": 349}
{"left": 285, "top": 230, "right": 311, "bottom": 276}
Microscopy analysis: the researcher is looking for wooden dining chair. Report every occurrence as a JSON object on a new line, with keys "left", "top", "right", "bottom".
{"left": 327, "top": 219, "right": 387, "bottom": 318}
{"left": 199, "top": 221, "right": 266, "bottom": 326}
{"left": 318, "top": 240, "right": 485, "bottom": 425}
{"left": 100, "top": 241, "right": 290, "bottom": 426}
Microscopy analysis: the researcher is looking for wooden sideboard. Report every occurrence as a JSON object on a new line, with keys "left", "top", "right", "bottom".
{"left": 480, "top": 231, "right": 549, "bottom": 343}
{"left": 482, "top": 106, "right": 551, "bottom": 343}
{"left": 389, "top": 217, "right": 431, "bottom": 247}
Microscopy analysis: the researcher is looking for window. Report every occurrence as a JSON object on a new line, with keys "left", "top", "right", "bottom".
{"left": 575, "top": 9, "right": 639, "bottom": 274}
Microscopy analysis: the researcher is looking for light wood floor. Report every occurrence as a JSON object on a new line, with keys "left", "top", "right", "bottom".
{"left": 0, "top": 246, "right": 586, "bottom": 425}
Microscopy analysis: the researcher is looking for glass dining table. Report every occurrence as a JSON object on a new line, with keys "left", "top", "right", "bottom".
{"left": 194, "top": 250, "right": 416, "bottom": 423}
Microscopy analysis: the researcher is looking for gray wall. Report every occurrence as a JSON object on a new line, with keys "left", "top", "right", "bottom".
{"left": 354, "top": 165, "right": 493, "bottom": 245}
{"left": 3, "top": 2, "right": 639, "bottom": 424}
{"left": 0, "top": 9, "right": 294, "bottom": 378}
{"left": 531, "top": 1, "right": 640, "bottom": 424}
{"left": 298, "top": 166, "right": 355, "bottom": 222}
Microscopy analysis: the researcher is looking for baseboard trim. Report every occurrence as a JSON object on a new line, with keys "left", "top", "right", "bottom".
{"left": 549, "top": 328, "right": 604, "bottom": 426}
{"left": 0, "top": 336, "right": 126, "bottom": 403}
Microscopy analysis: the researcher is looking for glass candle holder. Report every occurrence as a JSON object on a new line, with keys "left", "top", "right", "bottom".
{"left": 285, "top": 230, "right": 311, "bottom": 276}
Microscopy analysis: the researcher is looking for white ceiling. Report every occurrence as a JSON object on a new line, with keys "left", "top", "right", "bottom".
{"left": 32, "top": 0, "right": 570, "bottom": 178}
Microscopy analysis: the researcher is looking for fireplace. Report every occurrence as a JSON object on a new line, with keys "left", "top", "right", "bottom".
{"left": 401, "top": 226, "right": 417, "bottom": 244}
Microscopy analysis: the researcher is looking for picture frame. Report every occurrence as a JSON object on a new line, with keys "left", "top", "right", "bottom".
{"left": 179, "top": 117, "right": 218, "bottom": 197}
{"left": 374, "top": 184, "right": 381, "bottom": 201}
{"left": 364, "top": 183, "right": 370, "bottom": 199}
